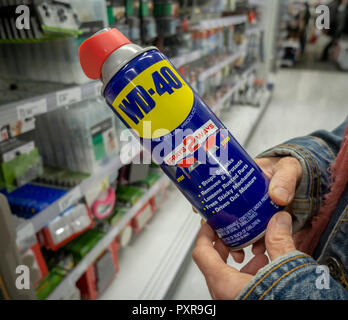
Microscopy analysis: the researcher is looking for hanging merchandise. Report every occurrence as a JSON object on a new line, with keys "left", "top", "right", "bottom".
{"left": 91, "top": 187, "right": 116, "bottom": 219}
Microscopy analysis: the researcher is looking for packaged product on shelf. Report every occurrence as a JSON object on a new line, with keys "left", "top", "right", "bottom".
{"left": 116, "top": 185, "right": 144, "bottom": 206}
{"left": 21, "top": 242, "right": 49, "bottom": 288}
{"left": 150, "top": 183, "right": 167, "bottom": 213}
{"left": 35, "top": 269, "right": 65, "bottom": 300}
{"left": 79, "top": 28, "right": 278, "bottom": 250}
{"left": 91, "top": 187, "right": 116, "bottom": 220}
{"left": 43, "top": 250, "right": 75, "bottom": 275}
{"left": 118, "top": 163, "right": 150, "bottom": 185}
{"left": 41, "top": 203, "right": 94, "bottom": 251}
{"left": 64, "top": 228, "right": 105, "bottom": 264}
{"left": 135, "top": 170, "right": 162, "bottom": 189}
{"left": 1, "top": 184, "right": 67, "bottom": 219}
{"left": 108, "top": 206, "right": 128, "bottom": 226}
{"left": 0, "top": 139, "right": 43, "bottom": 192}
{"left": 36, "top": 167, "right": 89, "bottom": 188}
{"left": 131, "top": 201, "right": 153, "bottom": 234}
{"left": 76, "top": 238, "right": 119, "bottom": 300}
{"left": 35, "top": 98, "right": 119, "bottom": 174}
{"left": 117, "top": 221, "right": 133, "bottom": 247}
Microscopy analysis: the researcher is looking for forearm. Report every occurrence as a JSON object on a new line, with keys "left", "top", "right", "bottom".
{"left": 236, "top": 251, "right": 348, "bottom": 300}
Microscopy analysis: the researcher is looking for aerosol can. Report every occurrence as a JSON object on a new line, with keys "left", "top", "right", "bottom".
{"left": 79, "top": 28, "right": 280, "bottom": 250}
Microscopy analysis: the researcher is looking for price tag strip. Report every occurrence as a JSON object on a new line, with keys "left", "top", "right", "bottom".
{"left": 56, "top": 87, "right": 82, "bottom": 107}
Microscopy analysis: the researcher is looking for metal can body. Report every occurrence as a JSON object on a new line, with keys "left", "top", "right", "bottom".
{"left": 103, "top": 49, "right": 280, "bottom": 249}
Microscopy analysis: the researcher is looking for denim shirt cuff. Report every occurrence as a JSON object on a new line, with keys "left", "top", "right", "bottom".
{"left": 256, "top": 137, "right": 336, "bottom": 232}
{"left": 236, "top": 251, "right": 317, "bottom": 300}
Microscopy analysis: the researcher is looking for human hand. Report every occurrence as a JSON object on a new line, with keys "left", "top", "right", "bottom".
{"left": 192, "top": 211, "right": 295, "bottom": 300}
{"left": 193, "top": 156, "right": 302, "bottom": 264}
{"left": 255, "top": 156, "right": 302, "bottom": 207}
{"left": 227, "top": 156, "right": 303, "bottom": 265}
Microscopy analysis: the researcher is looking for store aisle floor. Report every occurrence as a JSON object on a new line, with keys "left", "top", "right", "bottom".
{"left": 170, "top": 69, "right": 348, "bottom": 300}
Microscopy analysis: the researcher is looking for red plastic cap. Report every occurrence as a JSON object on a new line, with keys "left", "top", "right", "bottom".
{"left": 79, "top": 28, "right": 131, "bottom": 80}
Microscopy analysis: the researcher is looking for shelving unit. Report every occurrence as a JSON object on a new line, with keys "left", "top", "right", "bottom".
{"left": 15, "top": 141, "right": 142, "bottom": 248}
{"left": 31, "top": 60, "right": 262, "bottom": 300}
{"left": 0, "top": 81, "right": 102, "bottom": 140}
{"left": 12, "top": 53, "right": 253, "bottom": 248}
{"left": 48, "top": 174, "right": 170, "bottom": 300}
{"left": 0, "top": 0, "right": 274, "bottom": 301}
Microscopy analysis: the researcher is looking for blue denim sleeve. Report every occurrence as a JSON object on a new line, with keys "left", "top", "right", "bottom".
{"left": 256, "top": 117, "right": 347, "bottom": 232}
{"left": 236, "top": 251, "right": 348, "bottom": 300}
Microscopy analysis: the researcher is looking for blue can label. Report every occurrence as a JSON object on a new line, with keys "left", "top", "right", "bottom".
{"left": 104, "top": 49, "right": 281, "bottom": 248}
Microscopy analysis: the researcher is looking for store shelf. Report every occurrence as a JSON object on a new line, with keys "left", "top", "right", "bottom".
{"left": 213, "top": 63, "right": 258, "bottom": 112}
{"left": 245, "top": 26, "right": 264, "bottom": 36}
{"left": 15, "top": 141, "right": 142, "bottom": 248}
{"left": 0, "top": 80, "right": 102, "bottom": 136}
{"left": 281, "top": 40, "right": 300, "bottom": 50}
{"left": 170, "top": 50, "right": 203, "bottom": 68}
{"left": 199, "top": 14, "right": 247, "bottom": 30}
{"left": 47, "top": 174, "right": 170, "bottom": 300}
{"left": 249, "top": 0, "right": 265, "bottom": 7}
{"left": 222, "top": 90, "right": 272, "bottom": 146}
{"left": 99, "top": 185, "right": 201, "bottom": 300}
{"left": 198, "top": 49, "right": 245, "bottom": 81}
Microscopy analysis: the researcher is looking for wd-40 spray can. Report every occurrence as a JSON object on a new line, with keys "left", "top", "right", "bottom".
{"left": 79, "top": 28, "right": 281, "bottom": 250}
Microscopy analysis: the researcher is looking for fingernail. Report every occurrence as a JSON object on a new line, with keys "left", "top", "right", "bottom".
{"left": 276, "top": 212, "right": 292, "bottom": 231}
{"left": 272, "top": 187, "right": 289, "bottom": 204}
{"left": 201, "top": 219, "right": 206, "bottom": 226}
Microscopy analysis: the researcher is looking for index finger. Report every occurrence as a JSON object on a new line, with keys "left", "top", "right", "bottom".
{"left": 192, "top": 223, "right": 237, "bottom": 280}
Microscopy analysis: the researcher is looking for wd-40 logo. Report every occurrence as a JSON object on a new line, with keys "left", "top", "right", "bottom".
{"left": 113, "top": 60, "right": 194, "bottom": 139}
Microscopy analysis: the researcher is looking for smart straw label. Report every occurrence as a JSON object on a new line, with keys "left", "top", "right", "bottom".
{"left": 164, "top": 120, "right": 218, "bottom": 165}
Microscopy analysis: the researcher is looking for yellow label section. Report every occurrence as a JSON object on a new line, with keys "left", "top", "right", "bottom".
{"left": 112, "top": 60, "right": 194, "bottom": 139}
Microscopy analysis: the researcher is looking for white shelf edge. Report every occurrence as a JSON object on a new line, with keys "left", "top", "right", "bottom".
{"left": 212, "top": 63, "right": 258, "bottom": 112}
{"left": 198, "top": 49, "right": 246, "bottom": 81}
{"left": 240, "top": 90, "right": 272, "bottom": 146}
{"left": 47, "top": 175, "right": 169, "bottom": 300}
{"left": 0, "top": 80, "right": 101, "bottom": 131}
{"left": 245, "top": 26, "right": 264, "bottom": 36}
{"left": 199, "top": 14, "right": 247, "bottom": 30}
{"left": 171, "top": 50, "right": 203, "bottom": 68}
{"left": 139, "top": 210, "right": 200, "bottom": 300}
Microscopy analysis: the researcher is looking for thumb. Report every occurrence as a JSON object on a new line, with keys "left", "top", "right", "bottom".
{"left": 265, "top": 211, "right": 296, "bottom": 261}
